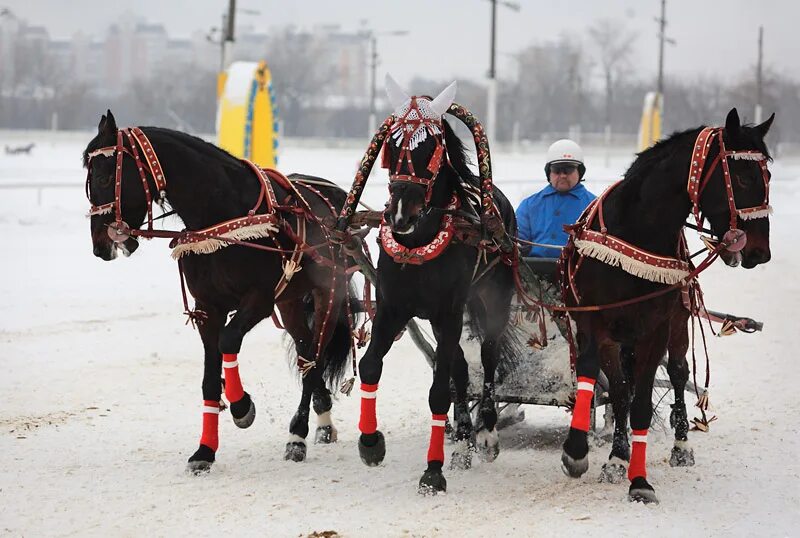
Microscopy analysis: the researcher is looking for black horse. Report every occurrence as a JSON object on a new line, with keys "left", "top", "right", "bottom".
{"left": 84, "top": 111, "right": 358, "bottom": 471}
{"left": 354, "top": 78, "right": 522, "bottom": 494}
{"left": 560, "top": 108, "right": 774, "bottom": 503}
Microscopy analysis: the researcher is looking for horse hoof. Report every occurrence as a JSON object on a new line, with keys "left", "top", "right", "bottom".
{"left": 315, "top": 425, "right": 338, "bottom": 444}
{"left": 186, "top": 444, "right": 215, "bottom": 474}
{"left": 669, "top": 445, "right": 695, "bottom": 467}
{"left": 628, "top": 476, "right": 659, "bottom": 504}
{"left": 561, "top": 450, "right": 589, "bottom": 478}
{"left": 231, "top": 394, "right": 256, "bottom": 429}
{"left": 476, "top": 428, "right": 500, "bottom": 462}
{"left": 418, "top": 469, "right": 447, "bottom": 495}
{"left": 598, "top": 457, "right": 628, "bottom": 484}
{"left": 358, "top": 431, "right": 386, "bottom": 467}
{"left": 284, "top": 441, "right": 307, "bottom": 462}
{"left": 449, "top": 441, "right": 474, "bottom": 471}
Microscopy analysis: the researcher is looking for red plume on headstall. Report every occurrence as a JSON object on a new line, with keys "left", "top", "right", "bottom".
{"left": 381, "top": 138, "right": 391, "bottom": 169}
{"left": 427, "top": 143, "right": 444, "bottom": 175}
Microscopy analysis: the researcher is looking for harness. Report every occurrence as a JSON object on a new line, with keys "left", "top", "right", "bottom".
{"left": 384, "top": 96, "right": 447, "bottom": 205}
{"left": 561, "top": 126, "right": 772, "bottom": 305}
{"left": 86, "top": 127, "right": 352, "bottom": 377}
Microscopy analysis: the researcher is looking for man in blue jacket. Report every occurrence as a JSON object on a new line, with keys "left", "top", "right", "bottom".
{"left": 517, "top": 139, "right": 596, "bottom": 257}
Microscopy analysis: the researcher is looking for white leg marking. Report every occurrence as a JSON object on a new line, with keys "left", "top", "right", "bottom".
{"left": 316, "top": 411, "right": 333, "bottom": 427}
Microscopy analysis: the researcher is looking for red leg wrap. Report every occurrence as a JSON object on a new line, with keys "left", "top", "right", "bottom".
{"left": 426, "top": 413, "right": 448, "bottom": 463}
{"left": 200, "top": 400, "right": 220, "bottom": 452}
{"left": 359, "top": 383, "right": 378, "bottom": 434}
{"left": 570, "top": 376, "right": 595, "bottom": 432}
{"left": 222, "top": 353, "right": 245, "bottom": 403}
{"left": 628, "top": 428, "right": 648, "bottom": 480}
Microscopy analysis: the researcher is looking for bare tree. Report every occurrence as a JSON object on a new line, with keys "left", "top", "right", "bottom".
{"left": 588, "top": 19, "right": 637, "bottom": 134}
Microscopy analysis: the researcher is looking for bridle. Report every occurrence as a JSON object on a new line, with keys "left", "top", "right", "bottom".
{"left": 687, "top": 127, "right": 771, "bottom": 252}
{"left": 85, "top": 127, "right": 167, "bottom": 242}
{"left": 383, "top": 96, "right": 447, "bottom": 205}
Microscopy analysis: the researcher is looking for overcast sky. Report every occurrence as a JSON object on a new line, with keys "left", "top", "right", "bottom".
{"left": 4, "top": 0, "right": 797, "bottom": 88}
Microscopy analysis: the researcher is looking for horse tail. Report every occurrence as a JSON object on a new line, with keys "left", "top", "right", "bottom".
{"left": 318, "top": 280, "right": 361, "bottom": 390}
{"left": 464, "top": 280, "right": 527, "bottom": 385}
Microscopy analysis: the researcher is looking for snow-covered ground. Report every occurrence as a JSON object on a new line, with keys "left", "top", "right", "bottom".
{"left": 1, "top": 131, "right": 798, "bottom": 537}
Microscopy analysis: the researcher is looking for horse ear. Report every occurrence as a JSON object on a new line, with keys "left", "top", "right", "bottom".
{"left": 725, "top": 108, "right": 741, "bottom": 133}
{"left": 105, "top": 109, "right": 117, "bottom": 132}
{"left": 385, "top": 73, "right": 410, "bottom": 110}
{"left": 755, "top": 112, "right": 775, "bottom": 138}
{"left": 98, "top": 110, "right": 117, "bottom": 137}
{"left": 430, "top": 80, "right": 457, "bottom": 117}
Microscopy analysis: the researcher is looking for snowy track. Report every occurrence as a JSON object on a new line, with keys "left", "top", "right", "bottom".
{"left": 1, "top": 136, "right": 798, "bottom": 536}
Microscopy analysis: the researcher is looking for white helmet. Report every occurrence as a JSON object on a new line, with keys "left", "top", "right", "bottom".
{"left": 545, "top": 139, "right": 586, "bottom": 179}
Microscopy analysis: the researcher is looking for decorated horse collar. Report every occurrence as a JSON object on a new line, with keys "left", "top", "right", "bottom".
{"left": 379, "top": 194, "right": 460, "bottom": 265}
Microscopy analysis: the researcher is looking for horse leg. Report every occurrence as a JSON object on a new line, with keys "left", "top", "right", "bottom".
{"left": 561, "top": 324, "right": 600, "bottom": 478}
{"left": 474, "top": 292, "right": 512, "bottom": 463}
{"left": 667, "top": 311, "right": 694, "bottom": 467}
{"left": 419, "top": 312, "right": 462, "bottom": 495}
{"left": 218, "top": 290, "right": 275, "bottom": 430}
{"left": 448, "top": 344, "right": 474, "bottom": 470}
{"left": 627, "top": 322, "right": 669, "bottom": 504}
{"left": 275, "top": 299, "right": 315, "bottom": 462}
{"left": 285, "top": 285, "right": 346, "bottom": 461}
{"left": 187, "top": 303, "right": 225, "bottom": 473}
{"left": 599, "top": 342, "right": 631, "bottom": 484}
{"left": 312, "top": 383, "right": 337, "bottom": 444}
{"left": 357, "top": 305, "right": 409, "bottom": 466}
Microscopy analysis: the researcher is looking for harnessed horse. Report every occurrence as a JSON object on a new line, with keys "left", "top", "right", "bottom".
{"left": 84, "top": 111, "right": 360, "bottom": 471}
{"left": 558, "top": 108, "right": 775, "bottom": 503}
{"left": 337, "top": 76, "right": 524, "bottom": 494}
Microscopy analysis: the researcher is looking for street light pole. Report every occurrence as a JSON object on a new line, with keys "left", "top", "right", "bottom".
{"left": 486, "top": 0, "right": 520, "bottom": 143}
{"left": 221, "top": 0, "right": 236, "bottom": 72}
{"left": 367, "top": 29, "right": 408, "bottom": 136}
{"left": 368, "top": 34, "right": 377, "bottom": 136}
{"left": 755, "top": 25, "right": 764, "bottom": 123}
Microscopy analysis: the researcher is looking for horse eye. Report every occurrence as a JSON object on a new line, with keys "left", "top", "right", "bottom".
{"left": 97, "top": 173, "right": 113, "bottom": 188}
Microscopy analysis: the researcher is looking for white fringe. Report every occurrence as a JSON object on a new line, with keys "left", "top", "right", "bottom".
{"left": 575, "top": 239, "right": 690, "bottom": 285}
{"left": 737, "top": 205, "right": 773, "bottom": 220}
{"left": 171, "top": 222, "right": 278, "bottom": 259}
{"left": 730, "top": 152, "right": 764, "bottom": 161}
{"left": 86, "top": 205, "right": 113, "bottom": 217}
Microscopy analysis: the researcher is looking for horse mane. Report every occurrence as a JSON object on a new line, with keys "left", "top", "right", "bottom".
{"left": 623, "top": 122, "right": 772, "bottom": 190}
{"left": 443, "top": 118, "right": 480, "bottom": 189}
{"left": 83, "top": 126, "right": 244, "bottom": 170}
{"left": 622, "top": 127, "right": 702, "bottom": 188}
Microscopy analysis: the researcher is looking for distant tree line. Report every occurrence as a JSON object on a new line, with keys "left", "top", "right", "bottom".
{"left": 1, "top": 21, "right": 798, "bottom": 145}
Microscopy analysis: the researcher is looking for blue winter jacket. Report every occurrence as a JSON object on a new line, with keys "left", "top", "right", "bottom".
{"left": 516, "top": 182, "right": 596, "bottom": 258}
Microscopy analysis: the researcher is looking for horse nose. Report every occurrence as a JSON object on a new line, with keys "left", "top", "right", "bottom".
{"left": 93, "top": 245, "right": 103, "bottom": 257}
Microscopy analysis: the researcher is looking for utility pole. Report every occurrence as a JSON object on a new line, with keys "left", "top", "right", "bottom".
{"left": 656, "top": 0, "right": 666, "bottom": 95}
{"left": 486, "top": 0, "right": 520, "bottom": 143}
{"left": 755, "top": 26, "right": 764, "bottom": 123}
{"left": 222, "top": 0, "right": 236, "bottom": 73}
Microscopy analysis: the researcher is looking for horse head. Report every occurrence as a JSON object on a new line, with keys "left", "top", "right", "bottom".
{"left": 700, "top": 108, "right": 774, "bottom": 269}
{"left": 83, "top": 110, "right": 147, "bottom": 261}
{"left": 381, "top": 75, "right": 457, "bottom": 238}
